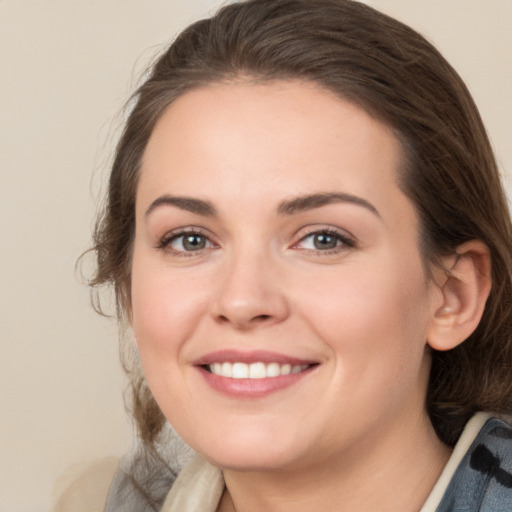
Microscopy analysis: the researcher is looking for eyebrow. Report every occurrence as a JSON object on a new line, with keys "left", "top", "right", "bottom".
{"left": 145, "top": 191, "right": 379, "bottom": 218}
{"left": 145, "top": 195, "right": 217, "bottom": 217}
{"left": 277, "top": 192, "right": 380, "bottom": 217}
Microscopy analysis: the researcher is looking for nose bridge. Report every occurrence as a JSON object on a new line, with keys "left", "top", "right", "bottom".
{"left": 212, "top": 239, "right": 289, "bottom": 329}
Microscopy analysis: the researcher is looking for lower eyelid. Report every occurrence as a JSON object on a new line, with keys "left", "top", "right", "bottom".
{"left": 157, "top": 228, "right": 214, "bottom": 251}
{"left": 156, "top": 227, "right": 354, "bottom": 254}
{"left": 295, "top": 230, "right": 355, "bottom": 249}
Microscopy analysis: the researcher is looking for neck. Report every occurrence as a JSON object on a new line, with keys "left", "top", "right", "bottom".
{"left": 218, "top": 411, "right": 451, "bottom": 512}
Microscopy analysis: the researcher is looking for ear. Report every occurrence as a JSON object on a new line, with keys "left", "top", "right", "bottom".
{"left": 427, "top": 240, "right": 491, "bottom": 351}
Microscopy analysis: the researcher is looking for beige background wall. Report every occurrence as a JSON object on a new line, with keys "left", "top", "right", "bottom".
{"left": 1, "top": 1, "right": 510, "bottom": 511}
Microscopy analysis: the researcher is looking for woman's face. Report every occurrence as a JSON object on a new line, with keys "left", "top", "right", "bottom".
{"left": 131, "top": 81, "right": 443, "bottom": 472}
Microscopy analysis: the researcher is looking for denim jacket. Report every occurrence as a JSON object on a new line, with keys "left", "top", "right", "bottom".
{"left": 104, "top": 417, "right": 512, "bottom": 512}
{"left": 437, "top": 417, "right": 512, "bottom": 511}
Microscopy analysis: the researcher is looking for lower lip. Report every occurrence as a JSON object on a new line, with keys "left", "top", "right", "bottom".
{"left": 196, "top": 366, "right": 315, "bottom": 398}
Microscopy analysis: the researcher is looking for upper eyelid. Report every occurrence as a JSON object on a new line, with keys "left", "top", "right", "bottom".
{"left": 291, "top": 228, "right": 357, "bottom": 254}
{"left": 156, "top": 224, "right": 356, "bottom": 250}
{"left": 158, "top": 226, "right": 217, "bottom": 249}
{"left": 161, "top": 226, "right": 212, "bottom": 240}
{"left": 293, "top": 225, "right": 356, "bottom": 243}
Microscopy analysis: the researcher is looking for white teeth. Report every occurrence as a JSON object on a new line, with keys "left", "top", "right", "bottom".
{"left": 208, "top": 362, "right": 309, "bottom": 379}
{"left": 221, "top": 362, "right": 232, "bottom": 376}
{"left": 266, "top": 362, "right": 280, "bottom": 377}
{"left": 232, "top": 362, "right": 249, "bottom": 378}
{"left": 281, "top": 364, "right": 291, "bottom": 375}
{"left": 249, "top": 362, "right": 266, "bottom": 379}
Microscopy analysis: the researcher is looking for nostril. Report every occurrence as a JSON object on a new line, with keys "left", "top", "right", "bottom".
{"left": 253, "top": 314, "right": 272, "bottom": 322}
{"left": 214, "top": 313, "right": 272, "bottom": 327}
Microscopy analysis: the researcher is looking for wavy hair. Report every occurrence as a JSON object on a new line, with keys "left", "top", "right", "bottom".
{"left": 90, "top": 0, "right": 512, "bottom": 506}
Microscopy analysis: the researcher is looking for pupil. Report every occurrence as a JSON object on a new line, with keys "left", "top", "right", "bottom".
{"left": 314, "top": 233, "right": 337, "bottom": 250}
{"left": 184, "top": 234, "right": 205, "bottom": 251}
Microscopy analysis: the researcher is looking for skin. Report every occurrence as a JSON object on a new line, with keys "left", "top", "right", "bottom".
{"left": 131, "top": 80, "right": 454, "bottom": 511}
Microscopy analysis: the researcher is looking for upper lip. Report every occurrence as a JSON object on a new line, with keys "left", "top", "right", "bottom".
{"left": 192, "top": 349, "right": 318, "bottom": 366}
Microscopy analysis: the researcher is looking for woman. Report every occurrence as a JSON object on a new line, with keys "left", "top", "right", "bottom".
{"left": 58, "top": 0, "right": 512, "bottom": 510}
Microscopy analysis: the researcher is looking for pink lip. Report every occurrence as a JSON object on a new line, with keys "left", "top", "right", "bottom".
{"left": 192, "top": 349, "right": 315, "bottom": 366}
{"left": 192, "top": 350, "right": 318, "bottom": 399}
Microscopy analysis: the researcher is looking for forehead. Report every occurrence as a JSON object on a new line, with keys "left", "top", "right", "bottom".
{"left": 138, "top": 80, "right": 411, "bottom": 224}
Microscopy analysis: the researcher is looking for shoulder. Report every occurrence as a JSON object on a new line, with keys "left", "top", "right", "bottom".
{"left": 469, "top": 417, "right": 512, "bottom": 501}
{"left": 50, "top": 457, "right": 120, "bottom": 512}
{"left": 439, "top": 416, "right": 512, "bottom": 512}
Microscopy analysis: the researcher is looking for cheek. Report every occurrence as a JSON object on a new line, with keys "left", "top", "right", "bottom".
{"left": 130, "top": 252, "right": 210, "bottom": 361}
{"left": 295, "top": 257, "right": 431, "bottom": 364}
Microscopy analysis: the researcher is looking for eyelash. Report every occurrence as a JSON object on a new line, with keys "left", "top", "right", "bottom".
{"left": 158, "top": 228, "right": 215, "bottom": 257}
{"left": 293, "top": 228, "right": 355, "bottom": 254}
{"left": 157, "top": 227, "right": 355, "bottom": 257}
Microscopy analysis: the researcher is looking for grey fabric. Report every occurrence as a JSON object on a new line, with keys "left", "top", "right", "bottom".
{"left": 104, "top": 417, "right": 512, "bottom": 511}
{"left": 104, "top": 424, "right": 195, "bottom": 512}
{"left": 104, "top": 452, "right": 176, "bottom": 512}
{"left": 437, "top": 417, "right": 512, "bottom": 511}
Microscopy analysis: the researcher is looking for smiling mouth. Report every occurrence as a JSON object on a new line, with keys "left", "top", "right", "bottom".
{"left": 205, "top": 362, "right": 312, "bottom": 379}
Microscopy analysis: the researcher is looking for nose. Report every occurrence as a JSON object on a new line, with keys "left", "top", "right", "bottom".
{"left": 211, "top": 249, "right": 290, "bottom": 330}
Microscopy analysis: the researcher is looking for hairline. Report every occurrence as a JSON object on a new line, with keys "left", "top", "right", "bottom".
{"left": 120, "top": 75, "right": 437, "bottom": 312}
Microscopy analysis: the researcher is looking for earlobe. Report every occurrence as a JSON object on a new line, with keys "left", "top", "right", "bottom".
{"left": 427, "top": 240, "right": 491, "bottom": 351}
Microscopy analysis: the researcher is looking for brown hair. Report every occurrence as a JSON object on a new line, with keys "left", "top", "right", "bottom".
{"left": 91, "top": 0, "right": 512, "bottom": 484}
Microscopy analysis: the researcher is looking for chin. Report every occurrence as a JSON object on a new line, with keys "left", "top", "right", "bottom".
{"left": 188, "top": 426, "right": 303, "bottom": 472}
{"left": 203, "top": 447, "right": 296, "bottom": 472}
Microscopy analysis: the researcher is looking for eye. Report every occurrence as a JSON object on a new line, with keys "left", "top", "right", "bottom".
{"left": 173, "top": 233, "right": 210, "bottom": 251}
{"left": 295, "top": 229, "right": 354, "bottom": 253}
{"left": 159, "top": 229, "right": 215, "bottom": 255}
